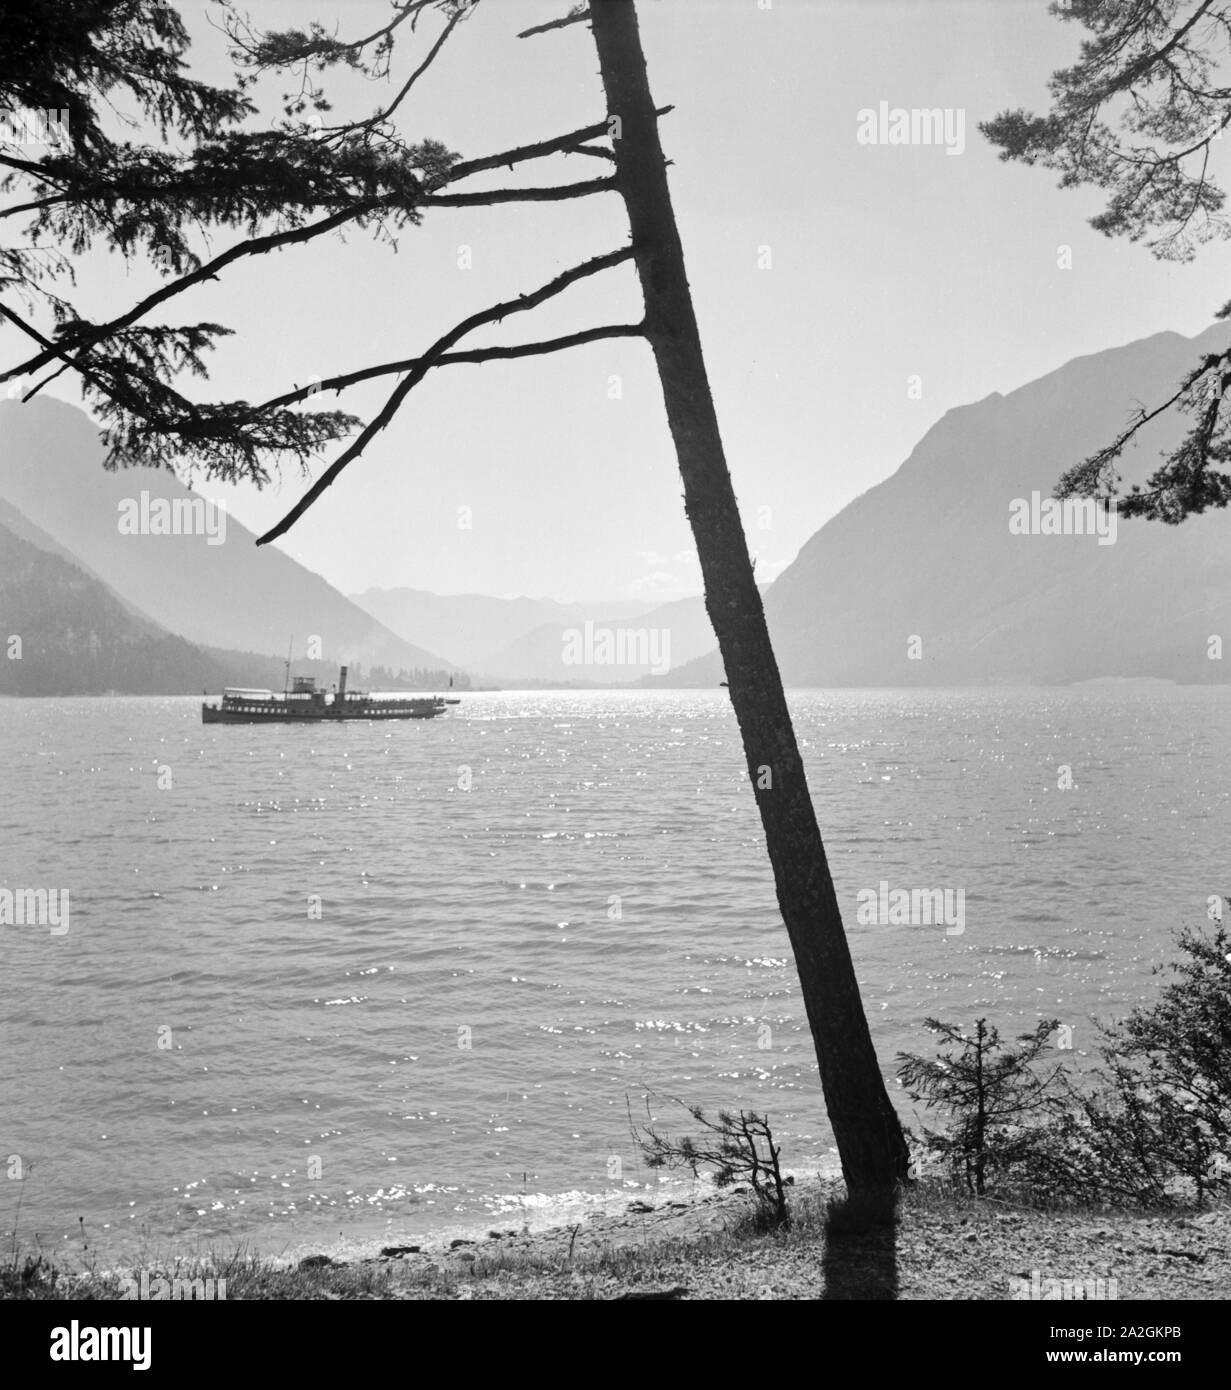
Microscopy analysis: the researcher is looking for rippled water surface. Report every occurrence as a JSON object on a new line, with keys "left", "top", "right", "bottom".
{"left": 1, "top": 686, "right": 1226, "bottom": 1260}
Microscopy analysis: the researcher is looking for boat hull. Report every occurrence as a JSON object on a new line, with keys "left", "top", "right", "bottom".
{"left": 202, "top": 701, "right": 446, "bottom": 723}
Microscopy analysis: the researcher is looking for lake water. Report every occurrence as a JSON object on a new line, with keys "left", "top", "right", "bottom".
{"left": 1, "top": 686, "right": 1226, "bottom": 1264}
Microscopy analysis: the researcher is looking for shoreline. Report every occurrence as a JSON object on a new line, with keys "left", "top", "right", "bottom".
{"left": 98, "top": 1174, "right": 769, "bottom": 1275}
{"left": 277, "top": 1176, "right": 767, "bottom": 1271}
{"left": 9, "top": 1176, "right": 1229, "bottom": 1299}
{"left": 253, "top": 1181, "right": 1231, "bottom": 1300}
{"left": 263, "top": 1159, "right": 846, "bottom": 1269}
{"left": 54, "top": 1160, "right": 842, "bottom": 1276}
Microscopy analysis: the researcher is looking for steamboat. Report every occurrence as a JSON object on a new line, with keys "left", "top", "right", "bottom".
{"left": 202, "top": 664, "right": 457, "bottom": 724}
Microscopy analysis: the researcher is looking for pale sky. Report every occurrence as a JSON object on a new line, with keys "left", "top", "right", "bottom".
{"left": 29, "top": 0, "right": 1231, "bottom": 601}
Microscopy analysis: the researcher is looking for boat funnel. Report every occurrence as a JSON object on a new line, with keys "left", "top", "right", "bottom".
{"left": 338, "top": 665, "right": 348, "bottom": 701}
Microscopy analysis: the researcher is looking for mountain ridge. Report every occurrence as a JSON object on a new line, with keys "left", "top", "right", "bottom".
{"left": 657, "top": 323, "right": 1231, "bottom": 687}
{"left": 0, "top": 396, "right": 456, "bottom": 675}
{"left": 6, "top": 322, "right": 1227, "bottom": 691}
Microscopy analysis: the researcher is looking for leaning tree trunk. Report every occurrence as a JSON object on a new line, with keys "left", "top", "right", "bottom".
{"left": 590, "top": 0, "right": 909, "bottom": 1200}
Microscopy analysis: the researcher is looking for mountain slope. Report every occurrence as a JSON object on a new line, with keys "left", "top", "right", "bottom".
{"left": 0, "top": 496, "right": 177, "bottom": 635}
{"left": 0, "top": 398, "right": 455, "bottom": 674}
{"left": 0, "top": 515, "right": 236, "bottom": 695}
{"left": 475, "top": 593, "right": 718, "bottom": 683}
{"left": 666, "top": 325, "right": 1231, "bottom": 686}
{"left": 0, "top": 507, "right": 407, "bottom": 695}
{"left": 348, "top": 587, "right": 661, "bottom": 672}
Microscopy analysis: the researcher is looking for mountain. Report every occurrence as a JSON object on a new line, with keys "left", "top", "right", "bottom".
{"left": 347, "top": 586, "right": 665, "bottom": 674}
{"left": 664, "top": 325, "right": 1231, "bottom": 687}
{"left": 0, "top": 501, "right": 421, "bottom": 695}
{"left": 0, "top": 495, "right": 175, "bottom": 632}
{"left": 0, "top": 397, "right": 455, "bottom": 674}
{"left": 474, "top": 593, "right": 719, "bottom": 683}
{"left": 349, "top": 585, "right": 720, "bottom": 683}
{"left": 0, "top": 510, "right": 234, "bottom": 694}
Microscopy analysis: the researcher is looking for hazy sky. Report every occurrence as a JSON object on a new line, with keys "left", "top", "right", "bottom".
{"left": 28, "top": 0, "right": 1231, "bottom": 601}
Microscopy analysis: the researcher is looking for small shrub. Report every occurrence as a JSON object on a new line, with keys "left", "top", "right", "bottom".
{"left": 1030, "top": 922, "right": 1231, "bottom": 1207}
{"left": 896, "top": 1017, "right": 1066, "bottom": 1196}
{"left": 1096, "top": 921, "right": 1231, "bottom": 1202}
{"left": 903, "top": 924, "right": 1231, "bottom": 1208}
{"left": 1019, "top": 1060, "right": 1177, "bottom": 1207}
{"left": 628, "top": 1091, "right": 792, "bottom": 1230}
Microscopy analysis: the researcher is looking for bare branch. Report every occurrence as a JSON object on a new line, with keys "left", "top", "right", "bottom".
{"left": 347, "top": 5, "right": 466, "bottom": 135}
{"left": 1055, "top": 353, "right": 1225, "bottom": 500}
{"left": 1, "top": 148, "right": 644, "bottom": 392}
{"left": 256, "top": 323, "right": 645, "bottom": 412}
{"left": 562, "top": 144, "right": 616, "bottom": 162}
{"left": 0, "top": 152, "right": 68, "bottom": 180}
{"left": 0, "top": 200, "right": 382, "bottom": 386}
{"left": 518, "top": 7, "right": 590, "bottom": 40}
{"left": 443, "top": 108, "right": 672, "bottom": 185}
{"left": 0, "top": 193, "right": 71, "bottom": 221}
{"left": 256, "top": 246, "right": 637, "bottom": 545}
{"left": 0, "top": 300, "right": 136, "bottom": 409}
{"left": 421, "top": 176, "right": 616, "bottom": 207}
{"left": 18, "top": 358, "right": 74, "bottom": 402}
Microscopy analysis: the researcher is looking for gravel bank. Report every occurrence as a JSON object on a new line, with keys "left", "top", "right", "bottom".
{"left": 278, "top": 1182, "right": 1231, "bottom": 1300}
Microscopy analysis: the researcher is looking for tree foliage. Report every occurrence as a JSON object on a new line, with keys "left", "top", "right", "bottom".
{"left": 1069, "top": 920, "right": 1231, "bottom": 1203}
{"left": 0, "top": 1, "right": 517, "bottom": 484}
{"left": 983, "top": 0, "right": 1231, "bottom": 522}
{"left": 903, "top": 922, "right": 1231, "bottom": 1207}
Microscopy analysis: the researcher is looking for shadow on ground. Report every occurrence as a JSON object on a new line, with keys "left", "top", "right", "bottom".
{"left": 821, "top": 1192, "right": 899, "bottom": 1299}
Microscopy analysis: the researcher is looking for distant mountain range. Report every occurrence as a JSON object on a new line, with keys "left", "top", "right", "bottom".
{"left": 3, "top": 324, "right": 1228, "bottom": 695}
{"left": 659, "top": 324, "right": 1231, "bottom": 687}
{"left": 0, "top": 498, "right": 435, "bottom": 696}
{"left": 0, "top": 397, "right": 453, "bottom": 682}
{"left": 0, "top": 504, "right": 229, "bottom": 695}
{"left": 348, "top": 585, "right": 721, "bottom": 683}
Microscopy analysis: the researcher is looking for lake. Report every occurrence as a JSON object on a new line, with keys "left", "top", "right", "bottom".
{"left": 1, "top": 686, "right": 1226, "bottom": 1263}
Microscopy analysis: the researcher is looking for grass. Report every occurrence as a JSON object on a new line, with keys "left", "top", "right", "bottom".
{"left": 5, "top": 1179, "right": 1227, "bottom": 1300}
{"left": 0, "top": 1186, "right": 832, "bottom": 1300}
